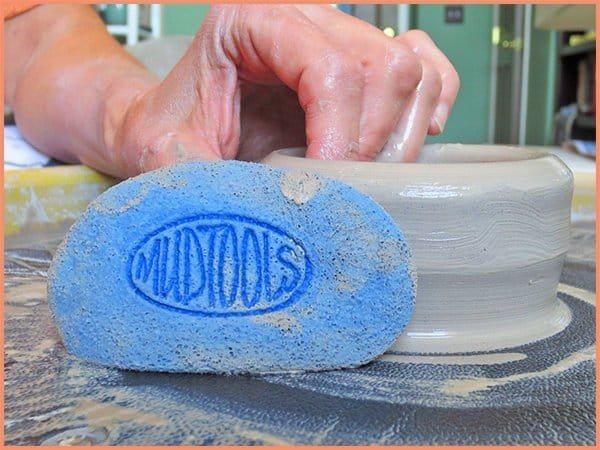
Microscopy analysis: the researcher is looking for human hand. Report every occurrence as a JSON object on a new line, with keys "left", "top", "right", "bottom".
{"left": 112, "top": 4, "right": 460, "bottom": 175}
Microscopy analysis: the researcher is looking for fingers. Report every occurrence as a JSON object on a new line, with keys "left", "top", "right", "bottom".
{"left": 377, "top": 59, "right": 442, "bottom": 162}
{"left": 395, "top": 30, "right": 460, "bottom": 135}
{"left": 299, "top": 52, "right": 364, "bottom": 160}
{"left": 230, "top": 5, "right": 364, "bottom": 159}
{"left": 296, "top": 5, "right": 423, "bottom": 160}
{"left": 119, "top": 4, "right": 461, "bottom": 170}
{"left": 294, "top": 6, "right": 460, "bottom": 161}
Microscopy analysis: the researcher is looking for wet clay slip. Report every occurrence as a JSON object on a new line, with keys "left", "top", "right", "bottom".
{"left": 262, "top": 144, "right": 574, "bottom": 353}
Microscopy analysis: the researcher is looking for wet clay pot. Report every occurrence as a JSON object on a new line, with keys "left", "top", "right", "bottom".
{"left": 262, "top": 144, "right": 574, "bottom": 353}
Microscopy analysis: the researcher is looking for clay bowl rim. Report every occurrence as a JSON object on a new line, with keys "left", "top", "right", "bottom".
{"left": 272, "top": 144, "right": 556, "bottom": 165}
{"left": 264, "top": 145, "right": 573, "bottom": 189}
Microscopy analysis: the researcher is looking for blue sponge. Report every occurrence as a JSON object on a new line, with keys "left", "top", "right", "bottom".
{"left": 48, "top": 161, "right": 415, "bottom": 373}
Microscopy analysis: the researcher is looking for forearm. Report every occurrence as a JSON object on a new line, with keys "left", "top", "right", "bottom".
{"left": 5, "top": 4, "right": 159, "bottom": 176}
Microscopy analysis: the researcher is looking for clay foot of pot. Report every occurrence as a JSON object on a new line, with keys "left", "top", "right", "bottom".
{"left": 48, "top": 161, "right": 415, "bottom": 374}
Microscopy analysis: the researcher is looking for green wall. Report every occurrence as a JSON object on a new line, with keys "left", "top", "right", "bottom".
{"left": 162, "top": 4, "right": 209, "bottom": 36}
{"left": 525, "top": 27, "right": 557, "bottom": 145}
{"left": 412, "top": 5, "right": 493, "bottom": 144}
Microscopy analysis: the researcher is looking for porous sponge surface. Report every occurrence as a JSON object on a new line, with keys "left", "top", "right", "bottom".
{"left": 48, "top": 161, "right": 415, "bottom": 373}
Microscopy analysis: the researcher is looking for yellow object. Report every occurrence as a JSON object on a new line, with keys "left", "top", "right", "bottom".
{"left": 4, "top": 165, "right": 116, "bottom": 239}
{"left": 570, "top": 171, "right": 596, "bottom": 222}
{"left": 491, "top": 26, "right": 501, "bottom": 45}
{"left": 569, "top": 31, "right": 596, "bottom": 47}
{"left": 502, "top": 38, "right": 522, "bottom": 50}
{"left": 383, "top": 27, "right": 396, "bottom": 38}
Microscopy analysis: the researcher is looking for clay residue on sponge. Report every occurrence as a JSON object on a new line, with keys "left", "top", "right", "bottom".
{"left": 334, "top": 272, "right": 366, "bottom": 294}
{"left": 250, "top": 312, "right": 302, "bottom": 333}
{"left": 93, "top": 182, "right": 150, "bottom": 214}
{"left": 279, "top": 171, "right": 322, "bottom": 205}
{"left": 376, "top": 238, "right": 406, "bottom": 272}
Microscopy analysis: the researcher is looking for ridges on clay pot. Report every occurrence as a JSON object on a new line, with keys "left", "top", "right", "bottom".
{"left": 262, "top": 144, "right": 574, "bottom": 353}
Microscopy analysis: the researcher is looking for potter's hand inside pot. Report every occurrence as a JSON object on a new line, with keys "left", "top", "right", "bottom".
{"left": 378, "top": 30, "right": 460, "bottom": 162}
{"left": 6, "top": 5, "right": 459, "bottom": 178}
{"left": 123, "top": 5, "right": 461, "bottom": 168}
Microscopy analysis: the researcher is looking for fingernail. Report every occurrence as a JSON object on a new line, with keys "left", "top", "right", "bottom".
{"left": 433, "top": 103, "right": 448, "bottom": 133}
{"left": 431, "top": 116, "right": 444, "bottom": 134}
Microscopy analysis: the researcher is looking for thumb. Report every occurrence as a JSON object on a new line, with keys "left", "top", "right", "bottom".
{"left": 113, "top": 21, "right": 243, "bottom": 176}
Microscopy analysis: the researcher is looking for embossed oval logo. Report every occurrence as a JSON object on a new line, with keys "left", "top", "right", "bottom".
{"left": 127, "top": 214, "right": 312, "bottom": 316}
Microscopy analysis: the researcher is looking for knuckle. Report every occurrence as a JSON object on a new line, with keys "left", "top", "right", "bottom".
{"left": 320, "top": 51, "right": 364, "bottom": 91}
{"left": 385, "top": 44, "right": 422, "bottom": 93}
{"left": 403, "top": 29, "right": 431, "bottom": 44}
{"left": 427, "top": 65, "right": 443, "bottom": 98}
{"left": 446, "top": 66, "right": 461, "bottom": 91}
